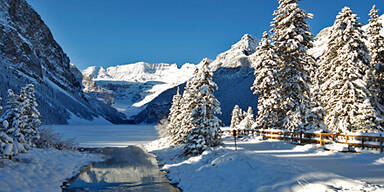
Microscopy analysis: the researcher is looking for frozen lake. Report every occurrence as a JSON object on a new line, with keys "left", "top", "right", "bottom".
{"left": 48, "top": 124, "right": 158, "bottom": 148}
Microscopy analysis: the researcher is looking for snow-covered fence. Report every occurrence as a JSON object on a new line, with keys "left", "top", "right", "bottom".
{"left": 227, "top": 129, "right": 384, "bottom": 153}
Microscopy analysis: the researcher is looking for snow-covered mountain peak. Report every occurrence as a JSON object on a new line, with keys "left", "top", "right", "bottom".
{"left": 237, "top": 34, "right": 258, "bottom": 51}
{"left": 308, "top": 27, "right": 331, "bottom": 59}
{"left": 209, "top": 34, "right": 258, "bottom": 70}
{"left": 82, "top": 66, "right": 109, "bottom": 79}
{"left": 83, "top": 62, "right": 197, "bottom": 83}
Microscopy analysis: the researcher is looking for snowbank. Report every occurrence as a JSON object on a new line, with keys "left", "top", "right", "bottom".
{"left": 146, "top": 137, "right": 384, "bottom": 192}
{"left": 0, "top": 148, "right": 103, "bottom": 192}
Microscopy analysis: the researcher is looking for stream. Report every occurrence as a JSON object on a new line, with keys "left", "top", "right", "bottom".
{"left": 62, "top": 146, "right": 180, "bottom": 192}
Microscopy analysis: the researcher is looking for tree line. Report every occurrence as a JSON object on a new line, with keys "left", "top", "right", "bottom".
{"left": 250, "top": 3, "right": 384, "bottom": 134}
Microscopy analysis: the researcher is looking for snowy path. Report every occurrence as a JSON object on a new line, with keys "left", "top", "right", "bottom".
{"left": 49, "top": 124, "right": 158, "bottom": 147}
{"left": 228, "top": 140, "right": 384, "bottom": 184}
{"left": 63, "top": 146, "right": 179, "bottom": 191}
{"left": 148, "top": 137, "right": 384, "bottom": 192}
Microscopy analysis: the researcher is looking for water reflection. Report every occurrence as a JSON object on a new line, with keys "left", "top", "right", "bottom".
{"left": 63, "top": 146, "right": 179, "bottom": 192}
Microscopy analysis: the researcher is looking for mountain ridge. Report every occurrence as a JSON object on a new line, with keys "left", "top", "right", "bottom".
{"left": 0, "top": 0, "right": 126, "bottom": 124}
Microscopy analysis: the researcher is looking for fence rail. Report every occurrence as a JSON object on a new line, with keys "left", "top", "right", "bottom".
{"left": 226, "top": 129, "right": 384, "bottom": 153}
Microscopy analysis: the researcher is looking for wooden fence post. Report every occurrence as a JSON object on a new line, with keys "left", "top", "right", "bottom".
{"left": 362, "top": 137, "right": 365, "bottom": 150}
{"left": 320, "top": 133, "right": 323, "bottom": 146}
{"left": 299, "top": 131, "right": 303, "bottom": 144}
{"left": 380, "top": 134, "right": 383, "bottom": 153}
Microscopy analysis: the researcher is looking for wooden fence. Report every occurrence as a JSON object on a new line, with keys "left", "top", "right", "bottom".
{"left": 227, "top": 129, "right": 384, "bottom": 153}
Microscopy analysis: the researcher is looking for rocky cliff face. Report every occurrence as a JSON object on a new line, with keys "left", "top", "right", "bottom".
{"left": 0, "top": 0, "right": 126, "bottom": 124}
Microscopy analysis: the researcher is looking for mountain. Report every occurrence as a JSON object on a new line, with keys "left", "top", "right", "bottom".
{"left": 209, "top": 34, "right": 258, "bottom": 70}
{"left": 307, "top": 27, "right": 331, "bottom": 59}
{"left": 132, "top": 34, "right": 259, "bottom": 125}
{"left": 82, "top": 62, "right": 198, "bottom": 118}
{"left": 0, "top": 0, "right": 126, "bottom": 124}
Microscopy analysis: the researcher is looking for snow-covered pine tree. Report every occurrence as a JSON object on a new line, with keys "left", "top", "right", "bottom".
{"left": 18, "top": 84, "right": 41, "bottom": 146}
{"left": 367, "top": 5, "right": 384, "bottom": 106}
{"left": 175, "top": 69, "right": 200, "bottom": 145}
{"left": 0, "top": 97, "right": 14, "bottom": 158}
{"left": 0, "top": 89, "right": 28, "bottom": 156}
{"left": 270, "top": 0, "right": 319, "bottom": 132}
{"left": 0, "top": 120, "right": 14, "bottom": 158}
{"left": 167, "top": 87, "right": 183, "bottom": 145}
{"left": 318, "top": 7, "right": 383, "bottom": 133}
{"left": 251, "top": 31, "right": 281, "bottom": 130}
{"left": 238, "top": 106, "right": 255, "bottom": 130}
{"left": 184, "top": 60, "right": 222, "bottom": 156}
{"left": 240, "top": 108, "right": 245, "bottom": 120}
{"left": 230, "top": 105, "right": 242, "bottom": 130}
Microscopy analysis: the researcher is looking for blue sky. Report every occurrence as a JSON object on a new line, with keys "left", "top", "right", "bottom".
{"left": 27, "top": 0, "right": 384, "bottom": 69}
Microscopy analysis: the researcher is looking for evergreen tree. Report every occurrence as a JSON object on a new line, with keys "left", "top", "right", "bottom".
{"left": 18, "top": 84, "right": 41, "bottom": 146}
{"left": 184, "top": 61, "right": 222, "bottom": 156}
{"left": 238, "top": 106, "right": 255, "bottom": 130}
{"left": 0, "top": 97, "right": 14, "bottom": 157}
{"left": 318, "top": 7, "right": 383, "bottom": 133}
{"left": 251, "top": 32, "right": 281, "bottom": 129}
{"left": 367, "top": 5, "right": 384, "bottom": 106}
{"left": 176, "top": 69, "right": 200, "bottom": 144}
{"left": 167, "top": 87, "right": 183, "bottom": 145}
{"left": 0, "top": 120, "right": 14, "bottom": 158}
{"left": 0, "top": 89, "right": 28, "bottom": 156}
{"left": 270, "top": 0, "right": 320, "bottom": 132}
{"left": 230, "top": 105, "right": 242, "bottom": 129}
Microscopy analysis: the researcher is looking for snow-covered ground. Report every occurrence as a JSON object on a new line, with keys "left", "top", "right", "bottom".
{"left": 0, "top": 123, "right": 159, "bottom": 192}
{"left": 146, "top": 136, "right": 384, "bottom": 192}
{"left": 0, "top": 148, "right": 103, "bottom": 192}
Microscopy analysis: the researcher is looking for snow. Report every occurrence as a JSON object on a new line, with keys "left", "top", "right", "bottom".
{"left": 0, "top": 148, "right": 103, "bottom": 192}
{"left": 82, "top": 62, "right": 198, "bottom": 118}
{"left": 209, "top": 34, "right": 258, "bottom": 70}
{"left": 0, "top": 122, "right": 158, "bottom": 192}
{"left": 309, "top": 14, "right": 384, "bottom": 60}
{"left": 146, "top": 136, "right": 384, "bottom": 192}
{"left": 49, "top": 124, "right": 158, "bottom": 148}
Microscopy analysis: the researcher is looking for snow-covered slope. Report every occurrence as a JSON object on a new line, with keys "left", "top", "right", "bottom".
{"left": 0, "top": 0, "right": 126, "bottom": 124}
{"left": 83, "top": 62, "right": 197, "bottom": 83}
{"left": 308, "top": 27, "right": 331, "bottom": 59}
{"left": 209, "top": 34, "right": 258, "bottom": 70}
{"left": 83, "top": 62, "right": 198, "bottom": 118}
{"left": 132, "top": 35, "right": 259, "bottom": 124}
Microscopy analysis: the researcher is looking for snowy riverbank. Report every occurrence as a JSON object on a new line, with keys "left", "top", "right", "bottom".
{"left": 146, "top": 136, "right": 384, "bottom": 192}
{"left": 0, "top": 148, "right": 104, "bottom": 192}
{"left": 0, "top": 123, "right": 159, "bottom": 192}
